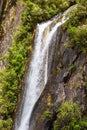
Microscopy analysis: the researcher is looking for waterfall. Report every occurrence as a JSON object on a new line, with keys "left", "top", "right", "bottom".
{"left": 14, "top": 6, "right": 75, "bottom": 130}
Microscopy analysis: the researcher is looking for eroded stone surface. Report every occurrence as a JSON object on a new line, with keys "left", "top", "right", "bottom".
{"left": 0, "top": 0, "right": 25, "bottom": 70}
{"left": 29, "top": 26, "right": 87, "bottom": 130}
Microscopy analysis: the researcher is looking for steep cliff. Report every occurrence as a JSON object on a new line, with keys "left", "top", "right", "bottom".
{"left": 0, "top": 0, "right": 24, "bottom": 70}
{"left": 0, "top": 0, "right": 25, "bottom": 129}
{"left": 29, "top": 1, "right": 87, "bottom": 130}
{"left": 29, "top": 26, "right": 87, "bottom": 130}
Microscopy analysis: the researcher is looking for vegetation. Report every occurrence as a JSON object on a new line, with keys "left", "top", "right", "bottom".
{"left": 0, "top": 0, "right": 87, "bottom": 129}
{"left": 53, "top": 101, "right": 87, "bottom": 130}
{"left": 0, "top": 0, "right": 75, "bottom": 129}
{"left": 65, "top": 0, "right": 87, "bottom": 52}
{"left": 68, "top": 64, "right": 76, "bottom": 72}
{"left": 43, "top": 110, "right": 52, "bottom": 119}
{"left": 68, "top": 26, "right": 87, "bottom": 52}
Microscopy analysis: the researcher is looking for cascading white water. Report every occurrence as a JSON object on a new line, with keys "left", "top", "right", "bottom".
{"left": 14, "top": 6, "right": 76, "bottom": 130}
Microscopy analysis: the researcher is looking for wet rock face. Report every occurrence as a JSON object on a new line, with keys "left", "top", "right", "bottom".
{"left": 29, "top": 26, "right": 87, "bottom": 130}
{"left": 0, "top": 0, "right": 6, "bottom": 17}
{"left": 0, "top": 0, "right": 25, "bottom": 70}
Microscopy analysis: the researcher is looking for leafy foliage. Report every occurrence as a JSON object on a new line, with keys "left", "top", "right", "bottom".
{"left": 68, "top": 25, "right": 87, "bottom": 52}
{"left": 64, "top": 1, "right": 87, "bottom": 52}
{"left": 53, "top": 101, "right": 87, "bottom": 130}
{"left": 68, "top": 64, "right": 76, "bottom": 72}
{"left": 43, "top": 110, "right": 52, "bottom": 119}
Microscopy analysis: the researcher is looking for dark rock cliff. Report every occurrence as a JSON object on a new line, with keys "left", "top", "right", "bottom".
{"left": 29, "top": 25, "right": 87, "bottom": 130}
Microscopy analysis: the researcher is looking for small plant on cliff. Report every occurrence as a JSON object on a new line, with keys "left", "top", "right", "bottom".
{"left": 68, "top": 64, "right": 76, "bottom": 72}
{"left": 43, "top": 110, "right": 52, "bottom": 119}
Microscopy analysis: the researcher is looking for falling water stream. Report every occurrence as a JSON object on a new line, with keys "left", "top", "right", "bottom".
{"left": 14, "top": 6, "right": 76, "bottom": 130}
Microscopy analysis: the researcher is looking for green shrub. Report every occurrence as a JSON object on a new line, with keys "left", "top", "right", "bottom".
{"left": 68, "top": 25, "right": 87, "bottom": 52}
{"left": 68, "top": 64, "right": 76, "bottom": 72}
{"left": 64, "top": 1, "right": 87, "bottom": 53}
{"left": 43, "top": 110, "right": 52, "bottom": 119}
{"left": 53, "top": 101, "right": 87, "bottom": 130}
